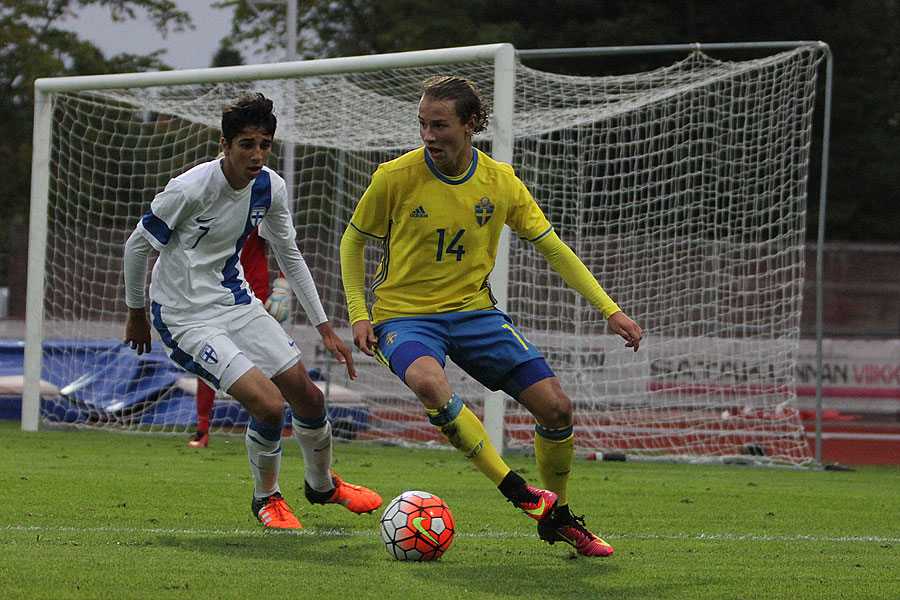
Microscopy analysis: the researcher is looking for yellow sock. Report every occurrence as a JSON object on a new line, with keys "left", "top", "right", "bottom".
{"left": 427, "top": 395, "right": 510, "bottom": 485}
{"left": 534, "top": 428, "right": 574, "bottom": 506}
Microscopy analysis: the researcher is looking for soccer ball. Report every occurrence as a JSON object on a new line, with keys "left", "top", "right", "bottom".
{"left": 380, "top": 490, "right": 454, "bottom": 561}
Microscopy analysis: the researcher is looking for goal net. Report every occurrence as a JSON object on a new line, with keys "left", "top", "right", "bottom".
{"left": 27, "top": 44, "right": 827, "bottom": 466}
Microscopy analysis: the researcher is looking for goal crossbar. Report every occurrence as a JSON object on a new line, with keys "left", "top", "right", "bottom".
{"left": 33, "top": 43, "right": 514, "bottom": 92}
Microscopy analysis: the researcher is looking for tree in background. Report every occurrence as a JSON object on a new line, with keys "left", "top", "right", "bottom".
{"left": 219, "top": 0, "right": 899, "bottom": 243}
{"left": 1, "top": 0, "right": 191, "bottom": 315}
{"left": 211, "top": 43, "right": 243, "bottom": 68}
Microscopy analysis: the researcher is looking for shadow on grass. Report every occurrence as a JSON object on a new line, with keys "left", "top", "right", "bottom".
{"left": 149, "top": 530, "right": 685, "bottom": 599}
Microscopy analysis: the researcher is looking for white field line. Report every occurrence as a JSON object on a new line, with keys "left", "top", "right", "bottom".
{"left": 3, "top": 524, "right": 898, "bottom": 544}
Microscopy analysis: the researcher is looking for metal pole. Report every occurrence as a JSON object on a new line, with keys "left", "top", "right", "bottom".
{"left": 22, "top": 90, "right": 53, "bottom": 431}
{"left": 814, "top": 48, "right": 834, "bottom": 466}
{"left": 518, "top": 40, "right": 827, "bottom": 59}
{"left": 35, "top": 44, "right": 513, "bottom": 92}
{"left": 246, "top": 0, "right": 297, "bottom": 226}
{"left": 282, "top": 0, "right": 296, "bottom": 219}
{"left": 482, "top": 43, "right": 516, "bottom": 455}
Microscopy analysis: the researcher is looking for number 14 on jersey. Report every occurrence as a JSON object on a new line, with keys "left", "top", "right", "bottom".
{"left": 436, "top": 229, "right": 466, "bottom": 262}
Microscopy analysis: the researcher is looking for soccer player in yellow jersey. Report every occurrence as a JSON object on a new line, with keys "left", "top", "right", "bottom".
{"left": 341, "top": 76, "right": 643, "bottom": 557}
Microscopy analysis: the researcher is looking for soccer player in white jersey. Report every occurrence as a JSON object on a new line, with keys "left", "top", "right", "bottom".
{"left": 123, "top": 92, "right": 381, "bottom": 528}
{"left": 341, "top": 76, "right": 643, "bottom": 557}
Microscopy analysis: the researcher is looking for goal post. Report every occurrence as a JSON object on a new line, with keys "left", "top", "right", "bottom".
{"left": 22, "top": 89, "right": 54, "bottom": 431}
{"left": 482, "top": 42, "right": 516, "bottom": 451}
{"left": 24, "top": 42, "right": 830, "bottom": 467}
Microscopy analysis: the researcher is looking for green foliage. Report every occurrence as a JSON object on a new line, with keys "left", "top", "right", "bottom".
{"left": 221, "top": 0, "right": 899, "bottom": 242}
{"left": 0, "top": 1, "right": 193, "bottom": 287}
{"left": 1, "top": 420, "right": 898, "bottom": 599}
{"left": 212, "top": 44, "right": 243, "bottom": 68}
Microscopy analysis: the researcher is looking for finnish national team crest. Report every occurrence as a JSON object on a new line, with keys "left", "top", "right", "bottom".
{"left": 475, "top": 197, "right": 494, "bottom": 226}
{"left": 200, "top": 344, "right": 219, "bottom": 364}
{"left": 250, "top": 206, "right": 266, "bottom": 227}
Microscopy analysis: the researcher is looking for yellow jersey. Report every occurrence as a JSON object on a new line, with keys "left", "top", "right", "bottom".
{"left": 348, "top": 147, "right": 553, "bottom": 323}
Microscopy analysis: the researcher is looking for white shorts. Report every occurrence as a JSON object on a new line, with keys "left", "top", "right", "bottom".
{"left": 150, "top": 300, "right": 302, "bottom": 392}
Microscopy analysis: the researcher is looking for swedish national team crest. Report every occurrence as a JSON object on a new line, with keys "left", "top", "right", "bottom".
{"left": 475, "top": 197, "right": 494, "bottom": 226}
{"left": 250, "top": 206, "right": 266, "bottom": 227}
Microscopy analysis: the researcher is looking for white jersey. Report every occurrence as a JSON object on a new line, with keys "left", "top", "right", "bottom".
{"left": 127, "top": 159, "right": 326, "bottom": 324}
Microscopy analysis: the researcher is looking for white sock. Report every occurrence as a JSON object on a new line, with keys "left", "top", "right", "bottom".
{"left": 291, "top": 415, "right": 333, "bottom": 492}
{"left": 245, "top": 419, "right": 282, "bottom": 500}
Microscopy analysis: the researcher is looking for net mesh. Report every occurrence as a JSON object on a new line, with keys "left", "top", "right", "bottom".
{"left": 36, "top": 47, "right": 825, "bottom": 465}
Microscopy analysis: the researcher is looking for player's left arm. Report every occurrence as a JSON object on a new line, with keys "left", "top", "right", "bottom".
{"left": 256, "top": 176, "right": 326, "bottom": 323}
{"left": 315, "top": 321, "right": 357, "bottom": 380}
{"left": 531, "top": 231, "right": 643, "bottom": 351}
{"left": 339, "top": 169, "right": 391, "bottom": 356}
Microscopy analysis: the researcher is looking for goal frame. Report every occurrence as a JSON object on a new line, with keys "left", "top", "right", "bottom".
{"left": 24, "top": 42, "right": 518, "bottom": 430}
{"left": 24, "top": 41, "right": 833, "bottom": 464}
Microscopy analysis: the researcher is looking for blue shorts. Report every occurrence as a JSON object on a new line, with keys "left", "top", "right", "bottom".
{"left": 373, "top": 309, "right": 554, "bottom": 397}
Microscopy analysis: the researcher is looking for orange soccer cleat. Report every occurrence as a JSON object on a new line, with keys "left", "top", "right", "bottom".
{"left": 252, "top": 492, "right": 302, "bottom": 529}
{"left": 305, "top": 473, "right": 382, "bottom": 514}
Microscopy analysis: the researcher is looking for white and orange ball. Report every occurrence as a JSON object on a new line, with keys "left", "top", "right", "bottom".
{"left": 380, "top": 490, "right": 454, "bottom": 561}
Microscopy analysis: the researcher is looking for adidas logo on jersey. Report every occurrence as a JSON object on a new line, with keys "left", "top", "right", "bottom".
{"left": 409, "top": 206, "right": 428, "bottom": 218}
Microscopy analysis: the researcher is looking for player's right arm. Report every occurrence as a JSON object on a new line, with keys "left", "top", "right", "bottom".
{"left": 340, "top": 167, "right": 391, "bottom": 356}
{"left": 340, "top": 224, "right": 377, "bottom": 356}
{"left": 122, "top": 229, "right": 154, "bottom": 354}
{"left": 121, "top": 180, "right": 191, "bottom": 355}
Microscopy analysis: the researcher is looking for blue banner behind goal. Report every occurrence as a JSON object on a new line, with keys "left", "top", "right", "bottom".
{"left": 0, "top": 340, "right": 368, "bottom": 436}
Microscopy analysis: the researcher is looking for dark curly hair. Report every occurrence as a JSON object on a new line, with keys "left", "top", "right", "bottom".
{"left": 421, "top": 75, "right": 490, "bottom": 133}
{"left": 221, "top": 92, "right": 277, "bottom": 143}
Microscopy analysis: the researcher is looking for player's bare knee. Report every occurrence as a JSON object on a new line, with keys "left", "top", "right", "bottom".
{"left": 412, "top": 380, "right": 453, "bottom": 409}
{"left": 284, "top": 380, "right": 325, "bottom": 415}
{"left": 555, "top": 393, "right": 574, "bottom": 424}
{"left": 520, "top": 377, "right": 572, "bottom": 427}
{"left": 272, "top": 364, "right": 324, "bottom": 412}
{"left": 251, "top": 399, "right": 286, "bottom": 427}
{"left": 542, "top": 397, "right": 572, "bottom": 429}
{"left": 405, "top": 366, "right": 451, "bottom": 408}
{"left": 532, "top": 387, "right": 572, "bottom": 429}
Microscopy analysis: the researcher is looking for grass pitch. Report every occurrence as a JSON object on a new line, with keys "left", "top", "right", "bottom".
{"left": 1, "top": 420, "right": 898, "bottom": 599}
